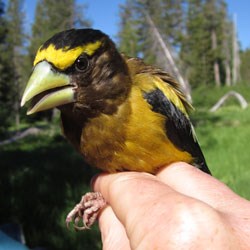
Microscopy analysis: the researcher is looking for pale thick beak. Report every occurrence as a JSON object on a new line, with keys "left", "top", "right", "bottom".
{"left": 21, "top": 61, "right": 75, "bottom": 115}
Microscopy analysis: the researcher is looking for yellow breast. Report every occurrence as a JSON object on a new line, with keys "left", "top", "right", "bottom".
{"left": 80, "top": 86, "right": 192, "bottom": 174}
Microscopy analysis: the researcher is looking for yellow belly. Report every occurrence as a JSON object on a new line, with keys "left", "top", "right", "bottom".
{"left": 80, "top": 86, "right": 192, "bottom": 174}
{"left": 109, "top": 137, "right": 192, "bottom": 174}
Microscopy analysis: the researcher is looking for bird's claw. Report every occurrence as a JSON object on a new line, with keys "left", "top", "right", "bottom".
{"left": 66, "top": 192, "right": 106, "bottom": 230}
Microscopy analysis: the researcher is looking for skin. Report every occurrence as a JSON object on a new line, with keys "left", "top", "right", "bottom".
{"left": 93, "top": 162, "right": 250, "bottom": 250}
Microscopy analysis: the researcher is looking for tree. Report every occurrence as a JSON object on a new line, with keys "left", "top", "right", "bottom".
{"left": 204, "top": 0, "right": 222, "bottom": 86}
{"left": 180, "top": 0, "right": 212, "bottom": 86}
{"left": 5, "top": 0, "right": 26, "bottom": 128}
{"left": 118, "top": 0, "right": 235, "bottom": 88}
{"left": 118, "top": 0, "right": 141, "bottom": 57}
{"left": 0, "top": 0, "right": 25, "bottom": 135}
{"left": 181, "top": 0, "right": 233, "bottom": 87}
{"left": 0, "top": 0, "right": 14, "bottom": 137}
{"left": 26, "top": 0, "right": 91, "bottom": 121}
{"left": 29, "top": 0, "right": 91, "bottom": 66}
{"left": 137, "top": 0, "right": 185, "bottom": 68}
{"left": 118, "top": 0, "right": 185, "bottom": 66}
{"left": 118, "top": 0, "right": 191, "bottom": 97}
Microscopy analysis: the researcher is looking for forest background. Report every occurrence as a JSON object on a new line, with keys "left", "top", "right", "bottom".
{"left": 1, "top": 0, "right": 250, "bottom": 249}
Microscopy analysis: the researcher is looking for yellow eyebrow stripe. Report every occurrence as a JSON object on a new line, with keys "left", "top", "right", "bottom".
{"left": 34, "top": 41, "right": 102, "bottom": 70}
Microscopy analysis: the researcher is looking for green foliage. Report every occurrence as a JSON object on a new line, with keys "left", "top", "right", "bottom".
{"left": 180, "top": 0, "right": 230, "bottom": 87}
{"left": 5, "top": 0, "right": 26, "bottom": 128}
{"left": 118, "top": 0, "right": 237, "bottom": 88}
{"left": 0, "top": 1, "right": 16, "bottom": 137}
{"left": 118, "top": 0, "right": 141, "bottom": 57}
{"left": 0, "top": 130, "right": 101, "bottom": 249}
{"left": 181, "top": 0, "right": 210, "bottom": 85}
{"left": 25, "top": 0, "right": 91, "bottom": 122}
{"left": 28, "top": 0, "right": 91, "bottom": 63}
{"left": 118, "top": 0, "right": 184, "bottom": 67}
{"left": 0, "top": 0, "right": 27, "bottom": 134}
{"left": 6, "top": 0, "right": 25, "bottom": 48}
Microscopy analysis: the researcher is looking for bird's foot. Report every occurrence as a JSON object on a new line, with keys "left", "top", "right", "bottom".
{"left": 66, "top": 192, "right": 106, "bottom": 230}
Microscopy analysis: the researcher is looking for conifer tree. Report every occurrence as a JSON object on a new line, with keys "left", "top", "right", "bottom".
{"left": 118, "top": 0, "right": 141, "bottom": 57}
{"left": 26, "top": 0, "right": 91, "bottom": 121}
{"left": 181, "top": 0, "right": 212, "bottom": 86}
{"left": 118, "top": 0, "right": 236, "bottom": 87}
{"left": 181, "top": 0, "right": 232, "bottom": 87}
{"left": 5, "top": 0, "right": 26, "bottom": 128}
{"left": 29, "top": 0, "right": 91, "bottom": 66}
{"left": 118, "top": 0, "right": 185, "bottom": 67}
{"left": 0, "top": 0, "right": 13, "bottom": 136}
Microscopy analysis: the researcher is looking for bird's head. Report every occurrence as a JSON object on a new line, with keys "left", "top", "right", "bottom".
{"left": 21, "top": 29, "right": 131, "bottom": 121}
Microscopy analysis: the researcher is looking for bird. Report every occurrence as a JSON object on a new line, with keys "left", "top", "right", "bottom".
{"left": 21, "top": 28, "right": 211, "bottom": 230}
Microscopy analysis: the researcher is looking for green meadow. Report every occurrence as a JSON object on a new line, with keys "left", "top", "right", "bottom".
{"left": 192, "top": 85, "right": 250, "bottom": 199}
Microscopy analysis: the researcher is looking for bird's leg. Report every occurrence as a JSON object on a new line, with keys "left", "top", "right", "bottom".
{"left": 66, "top": 192, "right": 106, "bottom": 230}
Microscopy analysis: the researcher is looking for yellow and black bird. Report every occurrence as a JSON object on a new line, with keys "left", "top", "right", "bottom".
{"left": 21, "top": 28, "right": 211, "bottom": 229}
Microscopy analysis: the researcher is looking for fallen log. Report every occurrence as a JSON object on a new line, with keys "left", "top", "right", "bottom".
{"left": 210, "top": 91, "right": 248, "bottom": 112}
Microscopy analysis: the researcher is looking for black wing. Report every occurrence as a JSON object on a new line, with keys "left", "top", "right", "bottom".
{"left": 144, "top": 88, "right": 211, "bottom": 175}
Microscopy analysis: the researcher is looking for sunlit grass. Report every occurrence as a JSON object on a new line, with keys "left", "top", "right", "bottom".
{"left": 193, "top": 88, "right": 250, "bottom": 200}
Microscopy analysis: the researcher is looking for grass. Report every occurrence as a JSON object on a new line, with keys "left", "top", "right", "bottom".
{"left": 195, "top": 107, "right": 250, "bottom": 199}
{"left": 192, "top": 85, "right": 250, "bottom": 199}
{"left": 1, "top": 84, "right": 250, "bottom": 248}
{"left": 0, "top": 132, "right": 101, "bottom": 249}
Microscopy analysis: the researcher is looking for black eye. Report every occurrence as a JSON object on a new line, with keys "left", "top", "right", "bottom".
{"left": 75, "top": 55, "right": 89, "bottom": 72}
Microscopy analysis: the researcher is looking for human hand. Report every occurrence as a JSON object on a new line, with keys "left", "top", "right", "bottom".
{"left": 93, "top": 162, "right": 250, "bottom": 250}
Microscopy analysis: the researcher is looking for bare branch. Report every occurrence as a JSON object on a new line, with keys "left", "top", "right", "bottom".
{"left": 144, "top": 11, "right": 192, "bottom": 102}
{"left": 210, "top": 91, "right": 248, "bottom": 112}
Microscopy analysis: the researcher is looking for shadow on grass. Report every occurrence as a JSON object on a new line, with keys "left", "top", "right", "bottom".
{"left": 0, "top": 133, "right": 101, "bottom": 249}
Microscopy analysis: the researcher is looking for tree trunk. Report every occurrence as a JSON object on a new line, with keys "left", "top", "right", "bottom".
{"left": 144, "top": 12, "right": 192, "bottom": 101}
{"left": 211, "top": 29, "right": 221, "bottom": 87}
{"left": 223, "top": 21, "right": 232, "bottom": 86}
{"left": 225, "top": 60, "right": 231, "bottom": 86}
{"left": 232, "top": 14, "right": 240, "bottom": 85}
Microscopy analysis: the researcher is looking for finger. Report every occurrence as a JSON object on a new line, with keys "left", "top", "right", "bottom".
{"left": 93, "top": 171, "right": 199, "bottom": 248}
{"left": 93, "top": 171, "right": 178, "bottom": 223}
{"left": 98, "top": 206, "right": 131, "bottom": 250}
{"left": 157, "top": 162, "right": 250, "bottom": 214}
{"left": 93, "top": 172, "right": 236, "bottom": 249}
